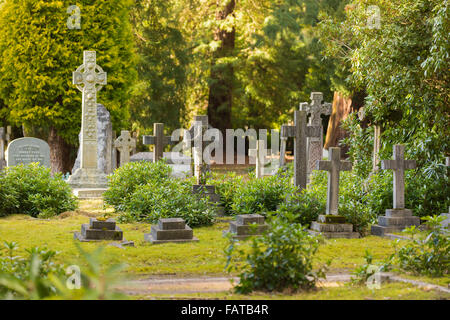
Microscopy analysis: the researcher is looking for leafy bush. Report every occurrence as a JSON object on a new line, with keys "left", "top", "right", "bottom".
{"left": 206, "top": 172, "right": 244, "bottom": 215}
{"left": 225, "top": 217, "right": 328, "bottom": 294}
{"left": 276, "top": 189, "right": 325, "bottom": 227}
{"left": 104, "top": 161, "right": 172, "bottom": 211}
{"left": 350, "top": 250, "right": 393, "bottom": 286}
{"left": 230, "top": 174, "right": 295, "bottom": 216}
{"left": 0, "top": 164, "right": 77, "bottom": 217}
{"left": 119, "top": 178, "right": 216, "bottom": 227}
{"left": 395, "top": 216, "right": 449, "bottom": 277}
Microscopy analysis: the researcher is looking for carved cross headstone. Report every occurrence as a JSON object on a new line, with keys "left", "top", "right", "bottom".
{"left": 0, "top": 127, "right": 5, "bottom": 170}
{"left": 300, "top": 92, "right": 332, "bottom": 175}
{"left": 114, "top": 131, "right": 136, "bottom": 167}
{"left": 143, "top": 123, "right": 176, "bottom": 162}
{"left": 317, "top": 147, "right": 352, "bottom": 215}
{"left": 249, "top": 140, "right": 270, "bottom": 178}
{"left": 68, "top": 51, "right": 108, "bottom": 188}
{"left": 381, "top": 145, "right": 416, "bottom": 209}
{"left": 281, "top": 110, "right": 321, "bottom": 190}
{"left": 187, "top": 116, "right": 213, "bottom": 185}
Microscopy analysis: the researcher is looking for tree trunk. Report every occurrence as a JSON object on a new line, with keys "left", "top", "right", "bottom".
{"left": 48, "top": 127, "right": 72, "bottom": 174}
{"left": 207, "top": 0, "right": 235, "bottom": 134}
{"left": 324, "top": 91, "right": 365, "bottom": 157}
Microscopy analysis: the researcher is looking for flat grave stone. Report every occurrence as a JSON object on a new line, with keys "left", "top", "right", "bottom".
{"left": 145, "top": 218, "right": 199, "bottom": 244}
{"left": 223, "top": 214, "right": 269, "bottom": 240}
{"left": 74, "top": 218, "right": 123, "bottom": 242}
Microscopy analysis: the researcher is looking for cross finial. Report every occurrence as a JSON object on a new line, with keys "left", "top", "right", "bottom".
{"left": 381, "top": 145, "right": 416, "bottom": 209}
{"left": 143, "top": 123, "right": 176, "bottom": 162}
{"left": 114, "top": 131, "right": 136, "bottom": 166}
{"left": 301, "top": 92, "right": 332, "bottom": 127}
{"left": 317, "top": 147, "right": 352, "bottom": 215}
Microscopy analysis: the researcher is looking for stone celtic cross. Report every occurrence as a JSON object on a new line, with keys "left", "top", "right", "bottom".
{"left": 300, "top": 92, "right": 332, "bottom": 175}
{"left": 0, "top": 127, "right": 5, "bottom": 170}
{"left": 249, "top": 140, "right": 270, "bottom": 178}
{"left": 317, "top": 147, "right": 352, "bottom": 216}
{"left": 114, "top": 131, "right": 136, "bottom": 167}
{"left": 381, "top": 145, "right": 416, "bottom": 209}
{"left": 281, "top": 110, "right": 321, "bottom": 190}
{"left": 72, "top": 51, "right": 107, "bottom": 170}
{"left": 143, "top": 123, "right": 176, "bottom": 162}
{"left": 68, "top": 51, "right": 108, "bottom": 189}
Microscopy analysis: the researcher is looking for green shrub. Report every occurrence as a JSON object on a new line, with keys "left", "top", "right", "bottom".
{"left": 395, "top": 216, "right": 449, "bottom": 277}
{"left": 350, "top": 250, "right": 393, "bottom": 286}
{"left": 231, "top": 174, "right": 295, "bottom": 216}
{"left": 225, "top": 217, "right": 328, "bottom": 293}
{"left": 0, "top": 164, "right": 77, "bottom": 217}
{"left": 119, "top": 178, "right": 216, "bottom": 227}
{"left": 104, "top": 161, "right": 172, "bottom": 211}
{"left": 207, "top": 172, "right": 244, "bottom": 215}
{"left": 276, "top": 189, "right": 325, "bottom": 227}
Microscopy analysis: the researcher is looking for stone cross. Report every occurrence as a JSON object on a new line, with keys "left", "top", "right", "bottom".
{"left": 300, "top": 92, "right": 332, "bottom": 175}
{"left": 0, "top": 127, "right": 5, "bottom": 170}
{"left": 249, "top": 140, "right": 269, "bottom": 178}
{"left": 68, "top": 51, "right": 108, "bottom": 188}
{"left": 381, "top": 145, "right": 416, "bottom": 209}
{"left": 281, "top": 110, "right": 321, "bottom": 190}
{"left": 317, "top": 147, "right": 352, "bottom": 215}
{"left": 187, "top": 116, "right": 212, "bottom": 185}
{"left": 114, "top": 131, "right": 136, "bottom": 167}
{"left": 143, "top": 123, "right": 175, "bottom": 162}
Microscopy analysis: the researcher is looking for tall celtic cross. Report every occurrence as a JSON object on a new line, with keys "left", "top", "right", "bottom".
{"left": 300, "top": 92, "right": 332, "bottom": 175}
{"left": 73, "top": 51, "right": 107, "bottom": 170}
{"left": 281, "top": 110, "right": 321, "bottom": 190}
{"left": 114, "top": 130, "right": 136, "bottom": 167}
{"left": 0, "top": 127, "right": 5, "bottom": 170}
{"left": 317, "top": 147, "right": 352, "bottom": 215}
{"left": 143, "top": 123, "right": 176, "bottom": 162}
{"left": 381, "top": 145, "right": 416, "bottom": 209}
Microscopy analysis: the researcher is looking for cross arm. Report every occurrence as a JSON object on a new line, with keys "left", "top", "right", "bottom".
{"left": 143, "top": 135, "right": 155, "bottom": 146}
{"left": 306, "top": 126, "right": 321, "bottom": 138}
{"left": 281, "top": 125, "right": 295, "bottom": 138}
{"left": 381, "top": 160, "right": 397, "bottom": 170}
{"left": 404, "top": 160, "right": 417, "bottom": 170}
{"left": 73, "top": 71, "right": 83, "bottom": 85}
{"left": 164, "top": 136, "right": 178, "bottom": 146}
{"left": 317, "top": 160, "right": 332, "bottom": 171}
{"left": 340, "top": 161, "right": 353, "bottom": 171}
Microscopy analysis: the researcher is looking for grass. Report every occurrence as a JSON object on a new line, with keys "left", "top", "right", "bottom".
{"left": 134, "top": 282, "right": 449, "bottom": 300}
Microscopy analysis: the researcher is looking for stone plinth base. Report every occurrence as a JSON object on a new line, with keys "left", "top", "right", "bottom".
{"left": 223, "top": 214, "right": 269, "bottom": 240}
{"left": 74, "top": 218, "right": 123, "bottom": 242}
{"left": 192, "top": 184, "right": 224, "bottom": 216}
{"left": 73, "top": 188, "right": 107, "bottom": 199}
{"left": 309, "top": 215, "right": 360, "bottom": 239}
{"left": 371, "top": 209, "right": 420, "bottom": 237}
{"left": 68, "top": 168, "right": 108, "bottom": 189}
{"left": 145, "top": 218, "right": 198, "bottom": 244}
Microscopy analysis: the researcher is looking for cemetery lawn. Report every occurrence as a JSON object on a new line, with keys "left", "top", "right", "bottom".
{"left": 0, "top": 200, "right": 448, "bottom": 291}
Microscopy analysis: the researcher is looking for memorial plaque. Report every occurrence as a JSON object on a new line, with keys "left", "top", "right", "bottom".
{"left": 6, "top": 137, "right": 51, "bottom": 168}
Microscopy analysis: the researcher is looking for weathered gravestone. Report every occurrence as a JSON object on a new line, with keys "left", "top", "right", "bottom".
{"left": 144, "top": 218, "right": 199, "bottom": 244}
{"left": 72, "top": 104, "right": 114, "bottom": 175}
{"left": 223, "top": 214, "right": 269, "bottom": 240}
{"left": 300, "top": 92, "right": 332, "bottom": 177}
{"left": 0, "top": 127, "right": 5, "bottom": 170}
{"left": 281, "top": 110, "right": 321, "bottom": 190}
{"left": 371, "top": 145, "right": 420, "bottom": 236}
{"left": 68, "top": 51, "right": 108, "bottom": 195}
{"left": 309, "top": 147, "right": 360, "bottom": 239}
{"left": 74, "top": 218, "right": 123, "bottom": 242}
{"left": 249, "top": 140, "right": 271, "bottom": 178}
{"left": 143, "top": 123, "right": 176, "bottom": 163}
{"left": 6, "top": 137, "right": 51, "bottom": 168}
{"left": 114, "top": 130, "right": 136, "bottom": 167}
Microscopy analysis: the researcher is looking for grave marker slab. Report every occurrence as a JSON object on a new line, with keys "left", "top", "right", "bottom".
{"left": 6, "top": 137, "right": 51, "bottom": 168}
{"left": 371, "top": 145, "right": 420, "bottom": 236}
{"left": 223, "top": 214, "right": 269, "bottom": 240}
{"left": 144, "top": 218, "right": 199, "bottom": 244}
{"left": 114, "top": 130, "right": 136, "bottom": 167}
{"left": 74, "top": 218, "right": 123, "bottom": 242}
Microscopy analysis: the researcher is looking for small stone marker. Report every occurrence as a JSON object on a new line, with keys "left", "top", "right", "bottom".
{"left": 248, "top": 140, "right": 270, "bottom": 178}
{"left": 300, "top": 92, "right": 332, "bottom": 176}
{"left": 0, "top": 127, "right": 5, "bottom": 170}
{"left": 74, "top": 218, "right": 123, "bottom": 242}
{"left": 68, "top": 51, "right": 108, "bottom": 189}
{"left": 6, "top": 137, "right": 51, "bottom": 168}
{"left": 143, "top": 123, "right": 176, "bottom": 162}
{"left": 281, "top": 110, "right": 321, "bottom": 190}
{"left": 114, "top": 130, "right": 136, "bottom": 167}
{"left": 309, "top": 147, "right": 359, "bottom": 239}
{"left": 223, "top": 214, "right": 269, "bottom": 240}
{"left": 371, "top": 145, "right": 420, "bottom": 236}
{"left": 144, "top": 218, "right": 199, "bottom": 244}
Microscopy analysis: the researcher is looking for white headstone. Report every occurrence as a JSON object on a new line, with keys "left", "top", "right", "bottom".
{"left": 6, "top": 137, "right": 51, "bottom": 168}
